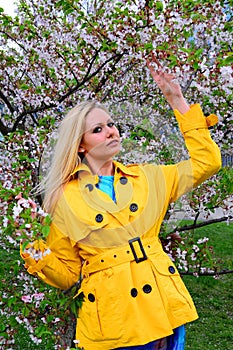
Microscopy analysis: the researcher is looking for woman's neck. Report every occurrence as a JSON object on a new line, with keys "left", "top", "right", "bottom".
{"left": 89, "top": 160, "right": 114, "bottom": 176}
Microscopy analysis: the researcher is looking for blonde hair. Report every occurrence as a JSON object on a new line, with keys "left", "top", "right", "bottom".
{"left": 40, "top": 100, "right": 109, "bottom": 214}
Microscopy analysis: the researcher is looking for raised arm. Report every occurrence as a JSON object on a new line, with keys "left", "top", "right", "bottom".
{"left": 147, "top": 55, "right": 221, "bottom": 202}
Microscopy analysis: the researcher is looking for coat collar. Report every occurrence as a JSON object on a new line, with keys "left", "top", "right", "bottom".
{"left": 70, "top": 160, "right": 139, "bottom": 179}
{"left": 69, "top": 160, "right": 139, "bottom": 217}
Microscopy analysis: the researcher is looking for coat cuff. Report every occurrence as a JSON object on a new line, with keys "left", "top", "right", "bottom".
{"left": 174, "top": 104, "right": 218, "bottom": 134}
{"left": 26, "top": 258, "right": 50, "bottom": 280}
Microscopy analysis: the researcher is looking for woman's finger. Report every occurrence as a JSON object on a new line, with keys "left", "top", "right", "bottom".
{"left": 151, "top": 53, "right": 163, "bottom": 69}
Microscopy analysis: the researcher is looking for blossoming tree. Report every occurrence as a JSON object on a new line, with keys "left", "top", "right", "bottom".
{"left": 0, "top": 0, "right": 232, "bottom": 348}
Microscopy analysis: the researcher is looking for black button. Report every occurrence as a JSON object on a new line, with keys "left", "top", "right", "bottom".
{"left": 120, "top": 176, "right": 128, "bottom": 185}
{"left": 143, "top": 284, "right": 152, "bottom": 294}
{"left": 131, "top": 288, "right": 138, "bottom": 298}
{"left": 95, "top": 214, "right": 103, "bottom": 223}
{"left": 88, "top": 293, "right": 95, "bottom": 302}
{"left": 85, "top": 184, "right": 94, "bottom": 192}
{"left": 168, "top": 266, "right": 176, "bottom": 274}
{"left": 130, "top": 203, "right": 138, "bottom": 212}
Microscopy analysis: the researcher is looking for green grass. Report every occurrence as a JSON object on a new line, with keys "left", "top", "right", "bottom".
{"left": 183, "top": 222, "right": 233, "bottom": 350}
{"left": 184, "top": 275, "right": 233, "bottom": 350}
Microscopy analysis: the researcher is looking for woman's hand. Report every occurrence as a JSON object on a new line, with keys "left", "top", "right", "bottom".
{"left": 20, "top": 239, "right": 51, "bottom": 261}
{"left": 146, "top": 54, "right": 190, "bottom": 114}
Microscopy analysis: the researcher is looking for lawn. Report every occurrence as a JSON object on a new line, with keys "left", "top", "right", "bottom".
{"left": 183, "top": 222, "right": 233, "bottom": 350}
{"left": 0, "top": 222, "right": 232, "bottom": 349}
{"left": 184, "top": 274, "right": 233, "bottom": 350}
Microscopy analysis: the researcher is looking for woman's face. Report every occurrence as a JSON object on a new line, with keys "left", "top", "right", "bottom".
{"left": 79, "top": 107, "right": 121, "bottom": 163}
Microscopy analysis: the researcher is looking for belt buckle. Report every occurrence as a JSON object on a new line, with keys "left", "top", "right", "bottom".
{"left": 128, "top": 237, "right": 147, "bottom": 263}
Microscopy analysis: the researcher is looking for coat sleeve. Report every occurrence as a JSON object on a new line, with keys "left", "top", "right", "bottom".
{"left": 161, "top": 104, "right": 222, "bottom": 203}
{"left": 20, "top": 220, "right": 82, "bottom": 290}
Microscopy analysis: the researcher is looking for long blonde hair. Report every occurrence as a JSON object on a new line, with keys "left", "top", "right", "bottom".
{"left": 40, "top": 100, "right": 109, "bottom": 214}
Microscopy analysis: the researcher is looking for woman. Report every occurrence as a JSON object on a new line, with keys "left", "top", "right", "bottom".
{"left": 21, "top": 59, "right": 221, "bottom": 350}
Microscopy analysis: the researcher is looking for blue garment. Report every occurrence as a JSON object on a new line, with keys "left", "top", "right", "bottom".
{"left": 96, "top": 175, "right": 116, "bottom": 202}
{"left": 167, "top": 325, "right": 186, "bottom": 350}
{"left": 113, "top": 338, "right": 164, "bottom": 349}
{"left": 113, "top": 325, "right": 185, "bottom": 349}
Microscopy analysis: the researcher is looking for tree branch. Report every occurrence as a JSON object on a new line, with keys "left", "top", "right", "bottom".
{"left": 0, "top": 90, "right": 17, "bottom": 135}
{"left": 181, "top": 269, "right": 233, "bottom": 276}
{"left": 94, "top": 52, "right": 126, "bottom": 95}
{"left": 174, "top": 216, "right": 232, "bottom": 233}
{"left": 0, "top": 118, "right": 11, "bottom": 135}
{"left": 11, "top": 50, "right": 127, "bottom": 131}
{"left": 101, "top": 60, "right": 138, "bottom": 102}
{"left": 0, "top": 90, "right": 15, "bottom": 114}
{"left": 0, "top": 29, "right": 29, "bottom": 53}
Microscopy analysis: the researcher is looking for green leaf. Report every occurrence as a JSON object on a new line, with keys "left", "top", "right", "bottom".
{"left": 193, "top": 62, "right": 199, "bottom": 70}
{"left": 42, "top": 225, "right": 50, "bottom": 238}
{"left": 0, "top": 324, "right": 6, "bottom": 332}
{"left": 221, "top": 55, "right": 233, "bottom": 66}
{"left": 44, "top": 214, "right": 52, "bottom": 225}
{"left": 0, "top": 332, "right": 8, "bottom": 338}
{"left": 22, "top": 305, "right": 30, "bottom": 317}
{"left": 156, "top": 1, "right": 164, "bottom": 11}
{"left": 20, "top": 84, "right": 30, "bottom": 90}
{"left": 144, "top": 43, "right": 154, "bottom": 50}
{"left": 224, "top": 21, "right": 233, "bottom": 32}
{"left": 35, "top": 325, "right": 52, "bottom": 337}
{"left": 21, "top": 240, "right": 30, "bottom": 251}
{"left": 194, "top": 48, "right": 204, "bottom": 58}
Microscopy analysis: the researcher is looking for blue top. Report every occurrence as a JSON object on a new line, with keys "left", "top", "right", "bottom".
{"left": 96, "top": 175, "right": 116, "bottom": 202}
{"left": 114, "top": 325, "right": 185, "bottom": 349}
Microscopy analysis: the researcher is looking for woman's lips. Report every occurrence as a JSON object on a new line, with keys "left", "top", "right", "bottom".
{"left": 107, "top": 139, "right": 120, "bottom": 146}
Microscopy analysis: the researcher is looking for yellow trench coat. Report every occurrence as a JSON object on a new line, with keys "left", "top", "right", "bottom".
{"left": 21, "top": 104, "right": 221, "bottom": 350}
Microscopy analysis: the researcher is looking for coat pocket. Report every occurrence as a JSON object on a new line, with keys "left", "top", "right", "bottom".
{"left": 77, "top": 269, "right": 125, "bottom": 342}
{"left": 151, "top": 253, "right": 194, "bottom": 313}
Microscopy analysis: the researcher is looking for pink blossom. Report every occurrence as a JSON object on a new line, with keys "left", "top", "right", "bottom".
{"left": 21, "top": 292, "right": 44, "bottom": 303}
{"left": 21, "top": 295, "right": 32, "bottom": 303}
{"left": 15, "top": 193, "right": 37, "bottom": 219}
{"left": 33, "top": 292, "right": 45, "bottom": 301}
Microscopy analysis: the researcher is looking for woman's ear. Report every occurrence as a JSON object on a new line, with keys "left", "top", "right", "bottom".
{"left": 78, "top": 144, "right": 85, "bottom": 153}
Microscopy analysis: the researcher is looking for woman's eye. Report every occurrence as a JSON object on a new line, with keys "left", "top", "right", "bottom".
{"left": 93, "top": 126, "right": 102, "bottom": 133}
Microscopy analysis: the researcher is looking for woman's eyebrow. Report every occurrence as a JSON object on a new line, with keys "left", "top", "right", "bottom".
{"left": 89, "top": 118, "right": 114, "bottom": 129}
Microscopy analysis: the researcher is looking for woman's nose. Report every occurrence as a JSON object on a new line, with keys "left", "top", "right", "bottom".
{"left": 105, "top": 125, "right": 114, "bottom": 137}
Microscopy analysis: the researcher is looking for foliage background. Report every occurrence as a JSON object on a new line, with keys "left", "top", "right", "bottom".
{"left": 0, "top": 0, "right": 232, "bottom": 348}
